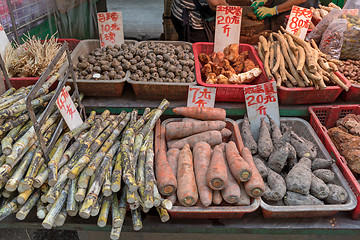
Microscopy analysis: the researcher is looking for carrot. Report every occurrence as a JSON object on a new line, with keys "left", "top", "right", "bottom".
{"left": 177, "top": 144, "right": 198, "bottom": 207}
{"left": 236, "top": 183, "right": 251, "bottom": 206}
{"left": 155, "top": 126, "right": 177, "bottom": 196}
{"left": 193, "top": 142, "right": 213, "bottom": 207}
{"left": 165, "top": 148, "right": 180, "bottom": 204}
{"left": 242, "top": 147, "right": 265, "bottom": 198}
{"left": 212, "top": 190, "right": 222, "bottom": 205}
{"left": 220, "top": 128, "right": 232, "bottom": 142}
{"left": 182, "top": 118, "right": 203, "bottom": 123}
{"left": 173, "top": 107, "right": 226, "bottom": 121}
{"left": 206, "top": 143, "right": 228, "bottom": 190}
{"left": 167, "top": 130, "right": 222, "bottom": 150}
{"left": 221, "top": 154, "right": 241, "bottom": 204}
{"left": 225, "top": 141, "right": 252, "bottom": 182}
{"left": 166, "top": 120, "right": 226, "bottom": 139}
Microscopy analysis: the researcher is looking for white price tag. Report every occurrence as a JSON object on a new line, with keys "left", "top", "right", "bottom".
{"left": 93, "top": 73, "right": 101, "bottom": 78}
{"left": 244, "top": 82, "right": 280, "bottom": 141}
{"left": 214, "top": 6, "right": 242, "bottom": 53}
{"left": 97, "top": 12, "right": 124, "bottom": 48}
{"left": 187, "top": 86, "right": 216, "bottom": 108}
{"left": 0, "top": 24, "right": 10, "bottom": 57}
{"left": 285, "top": 6, "right": 313, "bottom": 40}
{"left": 56, "top": 87, "right": 83, "bottom": 131}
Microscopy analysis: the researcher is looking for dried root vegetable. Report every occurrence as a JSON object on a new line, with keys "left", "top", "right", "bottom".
{"left": 286, "top": 157, "right": 312, "bottom": 195}
{"left": 263, "top": 168, "right": 286, "bottom": 201}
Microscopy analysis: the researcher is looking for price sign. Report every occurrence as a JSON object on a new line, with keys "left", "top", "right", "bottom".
{"left": 187, "top": 86, "right": 216, "bottom": 108}
{"left": 244, "top": 81, "right": 280, "bottom": 140}
{"left": 97, "top": 12, "right": 124, "bottom": 48}
{"left": 0, "top": 24, "right": 10, "bottom": 57}
{"left": 56, "top": 87, "right": 83, "bottom": 131}
{"left": 214, "top": 6, "right": 242, "bottom": 53}
{"left": 285, "top": 6, "right": 312, "bottom": 40}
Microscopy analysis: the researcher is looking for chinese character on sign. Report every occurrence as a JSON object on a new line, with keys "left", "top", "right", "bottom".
{"left": 244, "top": 82, "right": 280, "bottom": 140}
{"left": 97, "top": 12, "right": 124, "bottom": 47}
{"left": 214, "top": 6, "right": 242, "bottom": 52}
{"left": 56, "top": 87, "right": 83, "bottom": 131}
{"left": 187, "top": 86, "right": 216, "bottom": 108}
{"left": 285, "top": 6, "right": 312, "bottom": 40}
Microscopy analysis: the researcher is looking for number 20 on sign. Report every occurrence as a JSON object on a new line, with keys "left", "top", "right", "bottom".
{"left": 244, "top": 82, "right": 280, "bottom": 140}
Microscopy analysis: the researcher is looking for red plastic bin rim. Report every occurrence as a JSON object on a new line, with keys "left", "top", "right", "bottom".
{"left": 193, "top": 42, "right": 271, "bottom": 88}
{"left": 278, "top": 71, "right": 352, "bottom": 91}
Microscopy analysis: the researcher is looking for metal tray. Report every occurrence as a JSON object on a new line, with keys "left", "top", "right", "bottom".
{"left": 127, "top": 41, "right": 196, "bottom": 100}
{"left": 155, "top": 118, "right": 260, "bottom": 218}
{"left": 58, "top": 39, "right": 137, "bottom": 97}
{"left": 236, "top": 117, "right": 357, "bottom": 218}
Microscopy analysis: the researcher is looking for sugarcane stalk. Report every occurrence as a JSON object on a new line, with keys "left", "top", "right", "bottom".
{"left": 68, "top": 114, "right": 121, "bottom": 180}
{"left": 0, "top": 197, "right": 18, "bottom": 220}
{"left": 46, "top": 176, "right": 69, "bottom": 204}
{"left": 40, "top": 184, "right": 49, "bottom": 203}
{"left": 46, "top": 203, "right": 54, "bottom": 211}
{"left": 102, "top": 161, "right": 113, "bottom": 197}
{"left": 112, "top": 194, "right": 121, "bottom": 228}
{"left": 153, "top": 184, "right": 162, "bottom": 207}
{"left": 2, "top": 189, "right": 11, "bottom": 198}
{"left": 131, "top": 208, "right": 143, "bottom": 231}
{"left": 0, "top": 91, "right": 30, "bottom": 112}
{"left": 5, "top": 145, "right": 37, "bottom": 192}
{"left": 137, "top": 133, "right": 151, "bottom": 199}
{"left": 144, "top": 132, "right": 154, "bottom": 208}
{"left": 110, "top": 227, "right": 122, "bottom": 240}
{"left": 42, "top": 181, "right": 70, "bottom": 229}
{"left": 48, "top": 111, "right": 96, "bottom": 185}
{"left": 75, "top": 187, "right": 86, "bottom": 203}
{"left": 86, "top": 111, "right": 129, "bottom": 176}
{"left": 0, "top": 88, "right": 15, "bottom": 98}
{"left": 14, "top": 121, "right": 32, "bottom": 142}
{"left": 157, "top": 206, "right": 170, "bottom": 222}
{"left": 37, "top": 200, "right": 47, "bottom": 219}
{"left": 17, "top": 187, "right": 34, "bottom": 204}
{"left": 66, "top": 178, "right": 77, "bottom": 216}
{"left": 133, "top": 107, "right": 151, "bottom": 132}
{"left": 16, "top": 190, "right": 40, "bottom": 220}
{"left": 2, "top": 121, "right": 26, "bottom": 155}
{"left": 122, "top": 129, "right": 137, "bottom": 192}
{"left": 97, "top": 196, "right": 112, "bottom": 227}
{"left": 33, "top": 168, "right": 49, "bottom": 188}
{"left": 161, "top": 198, "right": 173, "bottom": 210}
{"left": 78, "top": 169, "right": 91, "bottom": 189}
{"left": 126, "top": 186, "right": 136, "bottom": 204}
{"left": 90, "top": 194, "right": 103, "bottom": 217}
{"left": 0, "top": 155, "right": 6, "bottom": 167}
{"left": 34, "top": 73, "right": 60, "bottom": 98}
{"left": 0, "top": 113, "right": 30, "bottom": 138}
{"left": 54, "top": 207, "right": 67, "bottom": 227}
{"left": 110, "top": 150, "right": 123, "bottom": 193}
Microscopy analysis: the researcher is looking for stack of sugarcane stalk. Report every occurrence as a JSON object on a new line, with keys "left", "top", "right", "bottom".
{"left": 257, "top": 26, "right": 349, "bottom": 91}
{"left": 0, "top": 96, "right": 171, "bottom": 240}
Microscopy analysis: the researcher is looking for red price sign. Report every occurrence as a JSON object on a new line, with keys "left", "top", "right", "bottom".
{"left": 97, "top": 12, "right": 124, "bottom": 47}
{"left": 285, "top": 6, "right": 312, "bottom": 40}
{"left": 56, "top": 87, "right": 83, "bottom": 131}
{"left": 187, "top": 86, "right": 216, "bottom": 108}
{"left": 214, "top": 6, "right": 242, "bottom": 53}
{"left": 244, "top": 82, "right": 280, "bottom": 140}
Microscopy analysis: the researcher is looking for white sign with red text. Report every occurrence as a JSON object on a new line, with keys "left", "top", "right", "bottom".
{"left": 56, "top": 87, "right": 83, "bottom": 131}
{"left": 0, "top": 24, "right": 10, "bottom": 57}
{"left": 244, "top": 81, "right": 280, "bottom": 140}
{"left": 97, "top": 12, "right": 124, "bottom": 48}
{"left": 285, "top": 6, "right": 313, "bottom": 40}
{"left": 187, "top": 86, "right": 216, "bottom": 108}
{"left": 214, "top": 6, "right": 242, "bottom": 53}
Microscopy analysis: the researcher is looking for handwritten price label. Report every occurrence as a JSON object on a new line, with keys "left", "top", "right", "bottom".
{"left": 97, "top": 12, "right": 124, "bottom": 47}
{"left": 56, "top": 87, "right": 83, "bottom": 131}
{"left": 244, "top": 82, "right": 280, "bottom": 140}
{"left": 187, "top": 86, "right": 216, "bottom": 108}
{"left": 214, "top": 6, "right": 242, "bottom": 53}
{"left": 0, "top": 23, "right": 10, "bottom": 57}
{"left": 285, "top": 6, "right": 312, "bottom": 40}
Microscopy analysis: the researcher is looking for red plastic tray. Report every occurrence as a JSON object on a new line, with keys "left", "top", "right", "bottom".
{"left": 4, "top": 39, "right": 80, "bottom": 90}
{"left": 193, "top": 42, "right": 271, "bottom": 102}
{"left": 309, "top": 105, "right": 360, "bottom": 220}
{"left": 277, "top": 71, "right": 351, "bottom": 105}
{"left": 341, "top": 84, "right": 360, "bottom": 102}
{"left": 154, "top": 118, "right": 260, "bottom": 218}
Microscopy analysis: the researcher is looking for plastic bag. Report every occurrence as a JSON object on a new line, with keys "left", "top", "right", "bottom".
{"left": 341, "top": 14, "right": 360, "bottom": 60}
{"left": 319, "top": 18, "right": 347, "bottom": 60}
{"left": 306, "top": 9, "right": 343, "bottom": 45}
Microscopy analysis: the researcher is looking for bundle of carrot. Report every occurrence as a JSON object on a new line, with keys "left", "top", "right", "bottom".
{"left": 257, "top": 26, "right": 348, "bottom": 90}
{"left": 0, "top": 97, "right": 171, "bottom": 239}
{"left": 155, "top": 107, "right": 265, "bottom": 209}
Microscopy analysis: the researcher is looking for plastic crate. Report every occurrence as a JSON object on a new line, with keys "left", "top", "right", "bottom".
{"left": 341, "top": 84, "right": 360, "bottom": 102}
{"left": 154, "top": 118, "right": 260, "bottom": 218}
{"left": 193, "top": 42, "right": 271, "bottom": 102}
{"left": 277, "top": 71, "right": 351, "bottom": 105}
{"left": 127, "top": 41, "right": 195, "bottom": 100}
{"left": 4, "top": 39, "right": 80, "bottom": 90}
{"left": 309, "top": 105, "right": 360, "bottom": 220}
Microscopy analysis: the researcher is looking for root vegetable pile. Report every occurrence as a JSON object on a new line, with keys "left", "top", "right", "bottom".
{"left": 310, "top": 3, "right": 341, "bottom": 22}
{"left": 240, "top": 116, "right": 348, "bottom": 206}
{"left": 155, "top": 107, "right": 265, "bottom": 208}
{"left": 327, "top": 113, "right": 360, "bottom": 175}
{"left": 337, "top": 60, "right": 360, "bottom": 85}
{"left": 198, "top": 44, "right": 262, "bottom": 85}
{"left": 0, "top": 91, "right": 171, "bottom": 239}
{"left": 4, "top": 35, "right": 66, "bottom": 78}
{"left": 257, "top": 27, "right": 348, "bottom": 90}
